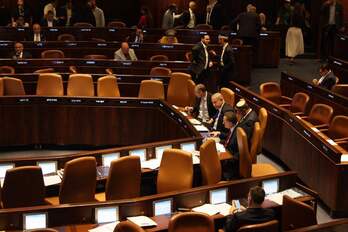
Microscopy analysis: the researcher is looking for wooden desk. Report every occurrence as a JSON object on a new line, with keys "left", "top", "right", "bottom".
{"left": 329, "top": 57, "right": 348, "bottom": 84}
{"left": 288, "top": 219, "right": 348, "bottom": 232}
{"left": 333, "top": 33, "right": 348, "bottom": 61}
{"left": 229, "top": 81, "right": 348, "bottom": 217}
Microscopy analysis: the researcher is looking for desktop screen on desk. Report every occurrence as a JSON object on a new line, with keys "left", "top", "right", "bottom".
{"left": 155, "top": 145, "right": 172, "bottom": 160}
{"left": 95, "top": 206, "right": 119, "bottom": 224}
{"left": 210, "top": 188, "right": 228, "bottom": 205}
{"left": 153, "top": 198, "right": 172, "bottom": 216}
{"left": 0, "top": 163, "right": 15, "bottom": 179}
{"left": 102, "top": 153, "right": 120, "bottom": 167}
{"left": 23, "top": 213, "right": 47, "bottom": 230}
{"left": 180, "top": 142, "right": 196, "bottom": 153}
{"left": 37, "top": 161, "right": 57, "bottom": 175}
{"left": 129, "top": 149, "right": 146, "bottom": 162}
{"left": 262, "top": 179, "right": 279, "bottom": 195}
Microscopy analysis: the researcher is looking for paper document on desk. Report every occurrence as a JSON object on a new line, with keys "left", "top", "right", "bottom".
{"left": 194, "top": 125, "right": 209, "bottom": 132}
{"left": 266, "top": 189, "right": 303, "bottom": 205}
{"left": 127, "top": 216, "right": 157, "bottom": 227}
{"left": 189, "top": 118, "right": 201, "bottom": 125}
{"left": 89, "top": 222, "right": 119, "bottom": 232}
{"left": 44, "top": 175, "right": 61, "bottom": 186}
{"left": 192, "top": 155, "right": 200, "bottom": 164}
{"left": 141, "top": 159, "right": 161, "bottom": 170}
{"left": 192, "top": 204, "right": 220, "bottom": 216}
{"left": 215, "top": 203, "right": 232, "bottom": 216}
{"left": 215, "top": 143, "right": 226, "bottom": 153}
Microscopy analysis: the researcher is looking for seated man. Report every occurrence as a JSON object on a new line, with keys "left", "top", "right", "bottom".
{"left": 114, "top": 42, "right": 138, "bottom": 61}
{"left": 225, "top": 186, "right": 275, "bottom": 232}
{"left": 312, "top": 64, "right": 337, "bottom": 90}
{"left": 12, "top": 16, "right": 29, "bottom": 27}
{"left": 184, "top": 84, "right": 217, "bottom": 123}
{"left": 41, "top": 10, "right": 58, "bottom": 27}
{"left": 209, "top": 93, "right": 234, "bottom": 134}
{"left": 10, "top": 42, "right": 32, "bottom": 59}
{"left": 159, "top": 29, "right": 179, "bottom": 44}
{"left": 30, "top": 23, "right": 45, "bottom": 42}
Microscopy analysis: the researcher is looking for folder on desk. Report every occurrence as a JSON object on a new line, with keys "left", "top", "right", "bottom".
{"left": 127, "top": 216, "right": 157, "bottom": 227}
{"left": 88, "top": 222, "right": 119, "bottom": 232}
{"left": 43, "top": 175, "right": 61, "bottom": 186}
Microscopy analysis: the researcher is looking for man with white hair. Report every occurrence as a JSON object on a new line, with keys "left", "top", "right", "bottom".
{"left": 209, "top": 93, "right": 234, "bottom": 134}
{"left": 181, "top": 1, "right": 197, "bottom": 28}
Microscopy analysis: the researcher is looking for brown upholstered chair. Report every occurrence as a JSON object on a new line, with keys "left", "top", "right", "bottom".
{"left": 321, "top": 115, "right": 348, "bottom": 142}
{"left": 90, "top": 38, "right": 107, "bottom": 42}
{"left": 3, "top": 77, "right": 25, "bottom": 95}
{"left": 259, "top": 82, "right": 292, "bottom": 104}
{"left": 108, "top": 21, "right": 126, "bottom": 28}
{"left": 84, "top": 54, "right": 108, "bottom": 60}
{"left": 114, "top": 221, "right": 145, "bottom": 232}
{"left": 220, "top": 25, "right": 230, "bottom": 30}
{"left": 332, "top": 84, "right": 348, "bottom": 97}
{"left": 168, "top": 212, "right": 214, "bottom": 232}
{"left": 185, "top": 52, "right": 192, "bottom": 62}
{"left": 73, "top": 22, "right": 94, "bottom": 27}
{"left": 138, "top": 80, "right": 165, "bottom": 99}
{"left": 41, "top": 49, "right": 65, "bottom": 59}
{"left": 150, "top": 55, "right": 169, "bottom": 61}
{"left": 167, "top": 72, "right": 192, "bottom": 107}
{"left": 2, "top": 166, "right": 46, "bottom": 208}
{"left": 67, "top": 74, "right": 95, "bottom": 97}
{"left": 57, "top": 33, "right": 76, "bottom": 42}
{"left": 237, "top": 220, "right": 279, "bottom": 232}
{"left": 257, "top": 108, "right": 268, "bottom": 156}
{"left": 0, "top": 79, "right": 4, "bottom": 96}
{"left": 149, "top": 67, "right": 172, "bottom": 76}
{"left": 97, "top": 75, "right": 120, "bottom": 97}
{"left": 279, "top": 92, "right": 310, "bottom": 114}
{"left": 231, "top": 39, "right": 243, "bottom": 46}
{"left": 200, "top": 139, "right": 222, "bottom": 185}
{"left": 0, "top": 66, "right": 15, "bottom": 74}
{"left": 157, "top": 149, "right": 193, "bottom": 193}
{"left": 36, "top": 73, "right": 64, "bottom": 96}
{"left": 220, "top": 88, "right": 235, "bottom": 106}
{"left": 282, "top": 195, "right": 317, "bottom": 231}
{"left": 301, "top": 104, "right": 333, "bottom": 128}
{"left": 195, "top": 24, "right": 213, "bottom": 30}
{"left": 187, "top": 79, "right": 196, "bottom": 107}
{"left": 25, "top": 229, "right": 59, "bottom": 232}
{"left": 57, "top": 157, "right": 97, "bottom": 204}
{"left": 34, "top": 68, "right": 55, "bottom": 74}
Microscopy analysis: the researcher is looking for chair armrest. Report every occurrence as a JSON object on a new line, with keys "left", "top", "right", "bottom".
{"left": 300, "top": 115, "right": 309, "bottom": 119}
{"left": 280, "top": 96, "right": 292, "bottom": 104}
{"left": 334, "top": 137, "right": 348, "bottom": 143}
{"left": 319, "top": 128, "right": 328, "bottom": 132}
{"left": 279, "top": 104, "right": 291, "bottom": 109}
{"left": 293, "top": 112, "right": 305, "bottom": 116}
{"left": 314, "top": 124, "right": 329, "bottom": 129}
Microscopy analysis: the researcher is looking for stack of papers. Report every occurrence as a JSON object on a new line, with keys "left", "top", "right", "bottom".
{"left": 192, "top": 203, "right": 232, "bottom": 216}
{"left": 89, "top": 222, "right": 119, "bottom": 232}
{"left": 141, "top": 159, "right": 161, "bottom": 170}
{"left": 127, "top": 216, "right": 157, "bottom": 227}
{"left": 194, "top": 125, "right": 209, "bottom": 132}
{"left": 43, "top": 175, "right": 61, "bottom": 186}
{"left": 266, "top": 189, "right": 303, "bottom": 205}
{"left": 216, "top": 143, "right": 226, "bottom": 153}
{"left": 192, "top": 155, "right": 200, "bottom": 165}
{"left": 189, "top": 119, "right": 201, "bottom": 125}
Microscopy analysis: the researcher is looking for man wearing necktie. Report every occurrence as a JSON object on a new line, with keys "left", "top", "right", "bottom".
{"left": 208, "top": 93, "right": 234, "bottom": 134}
{"left": 114, "top": 42, "right": 138, "bottom": 61}
{"left": 31, "top": 24, "right": 45, "bottom": 42}
{"left": 218, "top": 33, "right": 235, "bottom": 88}
{"left": 181, "top": 1, "right": 196, "bottom": 29}
{"left": 10, "top": 42, "right": 32, "bottom": 59}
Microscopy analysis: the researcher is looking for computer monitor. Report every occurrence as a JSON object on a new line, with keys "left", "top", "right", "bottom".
{"left": 180, "top": 142, "right": 196, "bottom": 153}
{"left": 102, "top": 153, "right": 120, "bottom": 167}
{"left": 153, "top": 198, "right": 172, "bottom": 216}
{"left": 262, "top": 179, "right": 279, "bottom": 195}
{"left": 95, "top": 206, "right": 119, "bottom": 224}
{"left": 210, "top": 188, "right": 228, "bottom": 205}
{"left": 37, "top": 161, "right": 57, "bottom": 175}
{"left": 129, "top": 149, "right": 146, "bottom": 162}
{"left": 0, "top": 163, "right": 14, "bottom": 179}
{"left": 155, "top": 145, "right": 172, "bottom": 160}
{"left": 23, "top": 212, "right": 47, "bottom": 230}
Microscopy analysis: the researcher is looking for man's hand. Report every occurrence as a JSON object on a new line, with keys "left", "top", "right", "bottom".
{"left": 209, "top": 61, "right": 214, "bottom": 68}
{"left": 184, "top": 106, "right": 193, "bottom": 112}
{"left": 210, "top": 131, "right": 221, "bottom": 137}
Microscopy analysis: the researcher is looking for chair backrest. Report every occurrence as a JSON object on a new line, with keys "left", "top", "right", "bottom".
{"left": 57, "top": 33, "right": 76, "bottom": 42}
{"left": 138, "top": 80, "right": 165, "bottom": 99}
{"left": 41, "top": 49, "right": 65, "bottom": 59}
{"left": 220, "top": 25, "right": 230, "bottom": 30}
{"left": 0, "top": 66, "right": 15, "bottom": 74}
{"left": 168, "top": 212, "right": 214, "bottom": 232}
{"left": 237, "top": 127, "right": 252, "bottom": 178}
{"left": 167, "top": 72, "right": 191, "bottom": 107}
{"left": 282, "top": 195, "right": 317, "bottom": 231}
{"left": 108, "top": 21, "right": 127, "bottom": 28}
{"left": 200, "top": 139, "right": 222, "bottom": 185}
{"left": 3, "top": 77, "right": 25, "bottom": 95}
{"left": 332, "top": 84, "right": 348, "bottom": 97}
{"left": 149, "top": 67, "right": 172, "bottom": 76}
{"left": 106, "top": 156, "right": 141, "bottom": 201}
{"left": 231, "top": 39, "right": 243, "bottom": 46}
{"left": 150, "top": 55, "right": 169, "bottom": 61}
{"left": 157, "top": 149, "right": 193, "bottom": 193}
{"left": 237, "top": 220, "right": 279, "bottom": 232}
{"left": 259, "top": 82, "right": 282, "bottom": 103}
{"left": 34, "top": 68, "right": 55, "bottom": 74}
{"left": 59, "top": 157, "right": 97, "bottom": 204}
{"left": 114, "top": 221, "right": 145, "bottom": 232}
{"left": 185, "top": 52, "right": 192, "bottom": 62}
{"left": 290, "top": 92, "right": 310, "bottom": 113}
{"left": 67, "top": 74, "right": 95, "bottom": 97}
{"left": 97, "top": 75, "right": 120, "bottom": 97}
{"left": 308, "top": 104, "right": 334, "bottom": 125}
{"left": 36, "top": 73, "right": 64, "bottom": 96}
{"left": 73, "top": 22, "right": 94, "bottom": 27}
{"left": 0, "top": 79, "right": 4, "bottom": 96}
{"left": 187, "top": 79, "right": 196, "bottom": 107}
{"left": 257, "top": 108, "right": 268, "bottom": 155}
{"left": 327, "top": 115, "right": 348, "bottom": 140}
{"left": 84, "top": 54, "right": 108, "bottom": 60}
{"left": 195, "top": 24, "right": 213, "bottom": 30}
{"left": 69, "top": 66, "right": 78, "bottom": 74}
{"left": 250, "top": 122, "right": 261, "bottom": 165}
{"left": 24, "top": 229, "right": 59, "bottom": 232}
{"left": 2, "top": 166, "right": 45, "bottom": 208}
{"left": 220, "top": 88, "right": 235, "bottom": 106}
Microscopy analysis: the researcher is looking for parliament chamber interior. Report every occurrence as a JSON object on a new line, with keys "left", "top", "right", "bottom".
{"left": 0, "top": 0, "right": 348, "bottom": 231}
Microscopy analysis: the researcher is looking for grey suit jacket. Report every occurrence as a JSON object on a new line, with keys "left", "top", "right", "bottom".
{"left": 114, "top": 48, "right": 138, "bottom": 61}
{"left": 162, "top": 10, "right": 174, "bottom": 29}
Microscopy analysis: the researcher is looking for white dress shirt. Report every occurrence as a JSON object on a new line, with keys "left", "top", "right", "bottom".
{"left": 213, "top": 103, "right": 225, "bottom": 130}
{"left": 202, "top": 42, "right": 209, "bottom": 69}
{"left": 329, "top": 4, "right": 336, "bottom": 25}
{"left": 34, "top": 34, "right": 41, "bottom": 42}
{"left": 187, "top": 8, "right": 196, "bottom": 28}
{"left": 318, "top": 71, "right": 332, "bottom": 85}
{"left": 220, "top": 43, "right": 228, "bottom": 66}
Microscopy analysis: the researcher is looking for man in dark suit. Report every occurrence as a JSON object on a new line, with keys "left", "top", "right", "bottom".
{"left": 209, "top": 0, "right": 225, "bottom": 30}
{"left": 230, "top": 4, "right": 260, "bottom": 48}
{"left": 70, "top": 1, "right": 96, "bottom": 26}
{"left": 225, "top": 186, "right": 275, "bottom": 232}
{"left": 190, "top": 34, "right": 213, "bottom": 84}
{"left": 29, "top": 24, "right": 46, "bottom": 42}
{"left": 41, "top": 10, "right": 59, "bottom": 27}
{"left": 209, "top": 93, "right": 234, "bottom": 134}
{"left": 320, "top": 0, "right": 344, "bottom": 61}
{"left": 185, "top": 84, "right": 217, "bottom": 123}
{"left": 313, "top": 64, "right": 337, "bottom": 90}
{"left": 218, "top": 33, "right": 235, "bottom": 88}
{"left": 10, "top": 42, "right": 32, "bottom": 59}
{"left": 180, "top": 1, "right": 196, "bottom": 29}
